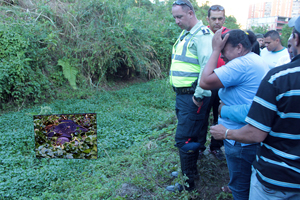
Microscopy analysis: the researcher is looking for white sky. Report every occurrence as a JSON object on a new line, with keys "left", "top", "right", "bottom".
{"left": 149, "top": 0, "right": 267, "bottom": 28}
{"left": 197, "top": 0, "right": 264, "bottom": 28}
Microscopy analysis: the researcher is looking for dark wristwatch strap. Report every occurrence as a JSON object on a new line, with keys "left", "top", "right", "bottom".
{"left": 194, "top": 96, "right": 203, "bottom": 103}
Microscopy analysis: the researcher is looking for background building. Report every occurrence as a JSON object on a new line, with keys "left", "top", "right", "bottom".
{"left": 246, "top": 16, "right": 290, "bottom": 32}
{"left": 247, "top": 0, "right": 299, "bottom": 33}
{"left": 292, "top": 0, "right": 300, "bottom": 17}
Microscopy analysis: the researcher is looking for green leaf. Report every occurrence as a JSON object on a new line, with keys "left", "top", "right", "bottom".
{"left": 57, "top": 59, "right": 78, "bottom": 90}
{"left": 82, "top": 149, "right": 91, "bottom": 153}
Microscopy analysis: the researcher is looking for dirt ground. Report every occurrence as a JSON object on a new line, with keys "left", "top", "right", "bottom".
{"left": 195, "top": 147, "right": 233, "bottom": 200}
{"left": 105, "top": 77, "right": 233, "bottom": 200}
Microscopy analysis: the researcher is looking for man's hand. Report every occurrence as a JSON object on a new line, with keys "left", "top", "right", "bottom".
{"left": 212, "top": 29, "right": 229, "bottom": 52}
{"left": 192, "top": 96, "right": 203, "bottom": 107}
{"left": 210, "top": 124, "right": 227, "bottom": 140}
{"left": 218, "top": 100, "right": 225, "bottom": 117}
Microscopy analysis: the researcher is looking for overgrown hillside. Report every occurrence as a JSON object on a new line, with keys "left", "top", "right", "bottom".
{"left": 0, "top": 0, "right": 239, "bottom": 110}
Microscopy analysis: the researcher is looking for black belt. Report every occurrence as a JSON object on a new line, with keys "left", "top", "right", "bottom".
{"left": 173, "top": 87, "right": 195, "bottom": 94}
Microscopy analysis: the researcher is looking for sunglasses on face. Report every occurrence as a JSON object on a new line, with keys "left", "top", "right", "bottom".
{"left": 210, "top": 5, "right": 224, "bottom": 11}
{"left": 173, "top": 0, "right": 192, "bottom": 10}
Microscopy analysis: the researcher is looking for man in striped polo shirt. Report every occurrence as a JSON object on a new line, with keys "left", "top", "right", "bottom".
{"left": 210, "top": 16, "right": 300, "bottom": 199}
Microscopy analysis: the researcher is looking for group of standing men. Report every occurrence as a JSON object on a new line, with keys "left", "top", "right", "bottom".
{"left": 168, "top": 0, "right": 300, "bottom": 199}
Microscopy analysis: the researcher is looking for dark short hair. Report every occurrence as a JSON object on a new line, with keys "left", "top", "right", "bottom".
{"left": 173, "top": 0, "right": 195, "bottom": 13}
{"left": 208, "top": 5, "right": 225, "bottom": 18}
{"left": 255, "top": 33, "right": 263, "bottom": 39}
{"left": 264, "top": 30, "right": 281, "bottom": 41}
{"left": 222, "top": 29, "right": 257, "bottom": 51}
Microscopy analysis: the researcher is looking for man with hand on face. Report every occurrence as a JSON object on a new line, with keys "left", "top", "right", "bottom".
{"left": 260, "top": 30, "right": 289, "bottom": 69}
{"left": 167, "top": 0, "right": 213, "bottom": 192}
{"left": 198, "top": 5, "right": 229, "bottom": 161}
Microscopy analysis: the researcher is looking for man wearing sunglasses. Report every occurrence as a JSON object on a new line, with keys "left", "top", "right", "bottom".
{"left": 168, "top": 0, "right": 213, "bottom": 192}
{"left": 198, "top": 5, "right": 230, "bottom": 161}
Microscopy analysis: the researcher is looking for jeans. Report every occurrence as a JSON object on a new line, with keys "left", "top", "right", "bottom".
{"left": 249, "top": 167, "right": 300, "bottom": 200}
{"left": 224, "top": 140, "right": 258, "bottom": 200}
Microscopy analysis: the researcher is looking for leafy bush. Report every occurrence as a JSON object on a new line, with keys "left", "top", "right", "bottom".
{"left": 0, "top": 20, "right": 56, "bottom": 108}
{"left": 0, "top": 0, "right": 179, "bottom": 108}
{"left": 51, "top": 0, "right": 171, "bottom": 83}
{"left": 0, "top": 0, "right": 240, "bottom": 109}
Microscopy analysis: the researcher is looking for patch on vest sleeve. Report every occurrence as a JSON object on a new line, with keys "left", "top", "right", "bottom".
{"left": 201, "top": 28, "right": 210, "bottom": 35}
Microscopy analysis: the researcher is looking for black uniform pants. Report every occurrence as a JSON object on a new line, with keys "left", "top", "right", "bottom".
{"left": 198, "top": 88, "right": 223, "bottom": 151}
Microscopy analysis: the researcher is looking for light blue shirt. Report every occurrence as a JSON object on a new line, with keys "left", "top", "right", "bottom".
{"left": 214, "top": 52, "right": 269, "bottom": 146}
{"left": 221, "top": 104, "right": 251, "bottom": 124}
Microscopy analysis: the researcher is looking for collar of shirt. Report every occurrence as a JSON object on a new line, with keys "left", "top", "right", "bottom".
{"left": 207, "top": 26, "right": 229, "bottom": 34}
{"left": 188, "top": 20, "right": 205, "bottom": 35}
{"left": 180, "top": 21, "right": 205, "bottom": 41}
{"left": 222, "top": 27, "right": 230, "bottom": 33}
{"left": 180, "top": 31, "right": 190, "bottom": 41}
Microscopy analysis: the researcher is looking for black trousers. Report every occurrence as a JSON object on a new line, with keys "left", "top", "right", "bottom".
{"left": 175, "top": 94, "right": 210, "bottom": 148}
{"left": 198, "top": 88, "right": 223, "bottom": 151}
{"left": 174, "top": 93, "right": 210, "bottom": 189}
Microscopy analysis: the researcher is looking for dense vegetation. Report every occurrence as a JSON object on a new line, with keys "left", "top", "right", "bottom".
{"left": 0, "top": 79, "right": 231, "bottom": 199}
{"left": 0, "top": 0, "right": 240, "bottom": 110}
{"left": 0, "top": 0, "right": 241, "bottom": 199}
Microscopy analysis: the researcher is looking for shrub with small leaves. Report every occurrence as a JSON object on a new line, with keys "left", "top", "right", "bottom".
{"left": 0, "top": 19, "right": 56, "bottom": 108}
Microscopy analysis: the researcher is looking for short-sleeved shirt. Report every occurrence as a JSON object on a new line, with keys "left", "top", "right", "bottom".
{"left": 260, "top": 47, "right": 290, "bottom": 69}
{"left": 184, "top": 21, "right": 214, "bottom": 99}
{"left": 245, "top": 54, "right": 300, "bottom": 192}
{"left": 214, "top": 52, "right": 269, "bottom": 146}
{"left": 275, "top": 54, "right": 291, "bottom": 67}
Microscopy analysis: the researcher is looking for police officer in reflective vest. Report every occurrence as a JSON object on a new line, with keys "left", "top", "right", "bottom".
{"left": 166, "top": 0, "right": 213, "bottom": 192}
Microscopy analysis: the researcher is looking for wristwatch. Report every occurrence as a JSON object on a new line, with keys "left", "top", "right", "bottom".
{"left": 194, "top": 96, "right": 204, "bottom": 103}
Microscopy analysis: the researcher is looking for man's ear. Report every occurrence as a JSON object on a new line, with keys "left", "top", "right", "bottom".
{"left": 206, "top": 16, "right": 209, "bottom": 23}
{"left": 188, "top": 10, "right": 194, "bottom": 17}
{"left": 295, "top": 33, "right": 300, "bottom": 47}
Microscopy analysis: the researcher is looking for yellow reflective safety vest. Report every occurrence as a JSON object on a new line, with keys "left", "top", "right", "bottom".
{"left": 170, "top": 25, "right": 211, "bottom": 88}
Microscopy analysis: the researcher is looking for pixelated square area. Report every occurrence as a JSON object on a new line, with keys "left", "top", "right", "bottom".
{"left": 33, "top": 113, "right": 97, "bottom": 159}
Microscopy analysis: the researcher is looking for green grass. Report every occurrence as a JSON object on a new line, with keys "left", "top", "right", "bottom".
{"left": 0, "top": 79, "right": 231, "bottom": 199}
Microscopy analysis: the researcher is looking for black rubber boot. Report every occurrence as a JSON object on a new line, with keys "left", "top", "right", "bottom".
{"left": 179, "top": 149, "right": 199, "bottom": 191}
{"left": 166, "top": 142, "right": 200, "bottom": 192}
